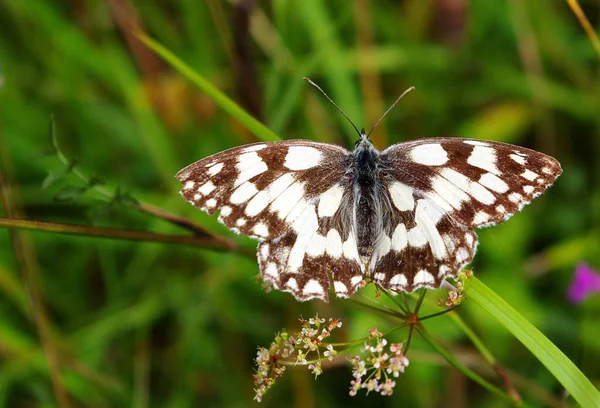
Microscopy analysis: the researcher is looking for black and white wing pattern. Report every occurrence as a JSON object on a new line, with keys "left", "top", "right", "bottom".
{"left": 177, "top": 136, "right": 561, "bottom": 302}
{"left": 370, "top": 138, "right": 562, "bottom": 292}
{"left": 176, "top": 141, "right": 363, "bottom": 302}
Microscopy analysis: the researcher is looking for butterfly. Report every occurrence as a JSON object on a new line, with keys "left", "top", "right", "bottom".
{"left": 176, "top": 83, "right": 562, "bottom": 302}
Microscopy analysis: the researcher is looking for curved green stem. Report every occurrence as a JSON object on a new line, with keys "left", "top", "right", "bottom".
{"left": 416, "top": 326, "right": 524, "bottom": 406}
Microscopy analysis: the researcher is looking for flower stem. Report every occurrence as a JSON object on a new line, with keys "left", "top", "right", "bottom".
{"left": 328, "top": 324, "right": 407, "bottom": 349}
{"left": 418, "top": 306, "right": 459, "bottom": 322}
{"left": 416, "top": 325, "right": 525, "bottom": 406}
{"left": 378, "top": 286, "right": 409, "bottom": 315}
{"left": 413, "top": 288, "right": 428, "bottom": 314}
{"left": 351, "top": 298, "right": 406, "bottom": 319}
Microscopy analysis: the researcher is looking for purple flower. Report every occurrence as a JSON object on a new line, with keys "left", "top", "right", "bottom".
{"left": 567, "top": 263, "right": 600, "bottom": 303}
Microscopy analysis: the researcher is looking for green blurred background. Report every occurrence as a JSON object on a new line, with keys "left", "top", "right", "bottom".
{"left": 0, "top": 1, "right": 599, "bottom": 406}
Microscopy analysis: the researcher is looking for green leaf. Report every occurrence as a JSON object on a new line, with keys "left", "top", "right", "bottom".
{"left": 136, "top": 33, "right": 280, "bottom": 143}
{"left": 53, "top": 186, "right": 87, "bottom": 202}
{"left": 468, "top": 277, "right": 600, "bottom": 408}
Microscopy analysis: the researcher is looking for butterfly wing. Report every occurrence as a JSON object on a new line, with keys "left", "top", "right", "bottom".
{"left": 177, "top": 140, "right": 363, "bottom": 301}
{"left": 369, "top": 138, "right": 562, "bottom": 291}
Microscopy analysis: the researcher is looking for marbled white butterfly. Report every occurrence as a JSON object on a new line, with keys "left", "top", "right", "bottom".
{"left": 177, "top": 82, "right": 561, "bottom": 302}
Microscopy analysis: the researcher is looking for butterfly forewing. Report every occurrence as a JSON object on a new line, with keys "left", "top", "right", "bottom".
{"left": 380, "top": 138, "right": 562, "bottom": 228}
{"left": 177, "top": 140, "right": 364, "bottom": 301}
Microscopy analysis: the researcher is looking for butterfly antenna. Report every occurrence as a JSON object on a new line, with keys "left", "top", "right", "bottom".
{"left": 367, "top": 86, "right": 415, "bottom": 138}
{"left": 303, "top": 77, "right": 362, "bottom": 137}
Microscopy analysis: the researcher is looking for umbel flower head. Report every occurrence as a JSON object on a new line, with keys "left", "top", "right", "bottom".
{"left": 348, "top": 328, "right": 409, "bottom": 397}
{"left": 253, "top": 315, "right": 342, "bottom": 402}
{"left": 568, "top": 263, "right": 600, "bottom": 303}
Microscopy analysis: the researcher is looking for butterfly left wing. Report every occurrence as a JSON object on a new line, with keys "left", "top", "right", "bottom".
{"left": 369, "top": 137, "right": 561, "bottom": 292}
{"left": 176, "top": 140, "right": 363, "bottom": 302}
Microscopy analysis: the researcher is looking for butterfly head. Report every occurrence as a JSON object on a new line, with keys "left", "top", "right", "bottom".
{"left": 354, "top": 128, "right": 373, "bottom": 150}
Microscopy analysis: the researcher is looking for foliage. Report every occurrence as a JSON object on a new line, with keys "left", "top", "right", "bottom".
{"left": 1, "top": 1, "right": 600, "bottom": 407}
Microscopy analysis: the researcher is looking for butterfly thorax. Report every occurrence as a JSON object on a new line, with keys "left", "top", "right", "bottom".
{"left": 352, "top": 135, "right": 384, "bottom": 260}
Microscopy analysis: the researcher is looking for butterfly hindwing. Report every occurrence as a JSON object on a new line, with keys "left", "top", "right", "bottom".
{"left": 368, "top": 187, "right": 478, "bottom": 292}
{"left": 257, "top": 198, "right": 365, "bottom": 301}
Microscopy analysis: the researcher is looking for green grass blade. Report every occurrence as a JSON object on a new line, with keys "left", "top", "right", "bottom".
{"left": 137, "top": 33, "right": 280, "bottom": 142}
{"left": 416, "top": 326, "right": 522, "bottom": 406}
{"left": 468, "top": 277, "right": 600, "bottom": 408}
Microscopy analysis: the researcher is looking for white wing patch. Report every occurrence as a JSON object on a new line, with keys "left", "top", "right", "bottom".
{"left": 284, "top": 146, "right": 323, "bottom": 170}
{"left": 391, "top": 224, "right": 408, "bottom": 251}
{"left": 407, "top": 227, "right": 427, "bottom": 247}
{"left": 410, "top": 143, "right": 449, "bottom": 165}
{"left": 317, "top": 184, "right": 344, "bottom": 218}
{"left": 235, "top": 152, "right": 268, "bottom": 186}
{"left": 198, "top": 181, "right": 216, "bottom": 196}
{"left": 414, "top": 199, "right": 446, "bottom": 259}
{"left": 389, "top": 182, "right": 415, "bottom": 211}
{"left": 288, "top": 205, "right": 319, "bottom": 272}
{"left": 510, "top": 153, "right": 526, "bottom": 165}
{"left": 431, "top": 176, "right": 470, "bottom": 210}
{"left": 467, "top": 145, "right": 499, "bottom": 174}
{"left": 479, "top": 173, "right": 509, "bottom": 193}
{"left": 414, "top": 270, "right": 435, "bottom": 285}
{"left": 207, "top": 162, "right": 224, "bottom": 176}
{"left": 230, "top": 182, "right": 258, "bottom": 204}
{"left": 271, "top": 181, "right": 305, "bottom": 219}
{"left": 303, "top": 279, "right": 324, "bottom": 296}
{"left": 521, "top": 169, "right": 539, "bottom": 181}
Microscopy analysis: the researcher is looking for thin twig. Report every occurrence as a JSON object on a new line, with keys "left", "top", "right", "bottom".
{"left": 0, "top": 217, "right": 255, "bottom": 258}
{"left": 329, "top": 323, "right": 407, "bottom": 349}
